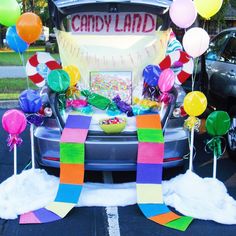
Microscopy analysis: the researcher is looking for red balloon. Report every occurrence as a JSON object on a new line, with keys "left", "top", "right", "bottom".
{"left": 16, "top": 12, "right": 42, "bottom": 44}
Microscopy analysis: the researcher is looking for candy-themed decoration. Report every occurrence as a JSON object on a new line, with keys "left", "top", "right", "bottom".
{"left": 183, "top": 91, "right": 207, "bottom": 171}
{"left": 20, "top": 114, "right": 92, "bottom": 224}
{"left": 63, "top": 65, "right": 81, "bottom": 87}
{"left": 19, "top": 90, "right": 43, "bottom": 170}
{"left": 99, "top": 117, "right": 127, "bottom": 134}
{"left": 2, "top": 110, "right": 27, "bottom": 176}
{"left": 205, "top": 111, "right": 230, "bottom": 179}
{"left": 136, "top": 114, "right": 193, "bottom": 231}
{"left": 26, "top": 53, "right": 62, "bottom": 87}
{"left": 47, "top": 69, "right": 70, "bottom": 93}
{"left": 113, "top": 95, "right": 134, "bottom": 117}
{"left": 159, "top": 50, "right": 194, "bottom": 85}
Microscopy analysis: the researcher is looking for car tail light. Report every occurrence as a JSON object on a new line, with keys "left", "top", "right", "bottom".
{"left": 43, "top": 156, "right": 59, "bottom": 161}
{"left": 164, "top": 157, "right": 182, "bottom": 162}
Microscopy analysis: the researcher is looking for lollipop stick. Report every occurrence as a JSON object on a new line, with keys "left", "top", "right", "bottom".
{"left": 189, "top": 126, "right": 194, "bottom": 171}
{"left": 160, "top": 102, "right": 164, "bottom": 119}
{"left": 30, "top": 124, "right": 35, "bottom": 169}
{"left": 213, "top": 152, "right": 217, "bottom": 179}
{"left": 14, "top": 144, "right": 17, "bottom": 176}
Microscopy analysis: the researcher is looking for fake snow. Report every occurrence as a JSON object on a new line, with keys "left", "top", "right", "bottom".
{"left": 0, "top": 169, "right": 236, "bottom": 225}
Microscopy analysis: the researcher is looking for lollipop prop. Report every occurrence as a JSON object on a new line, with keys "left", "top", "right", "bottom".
{"left": 205, "top": 111, "right": 230, "bottom": 179}
{"left": 2, "top": 109, "right": 27, "bottom": 176}
{"left": 158, "top": 69, "right": 175, "bottom": 118}
{"left": 19, "top": 90, "right": 43, "bottom": 170}
{"left": 183, "top": 91, "right": 207, "bottom": 171}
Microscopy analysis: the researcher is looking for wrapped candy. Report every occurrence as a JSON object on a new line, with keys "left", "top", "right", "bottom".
{"left": 113, "top": 95, "right": 133, "bottom": 117}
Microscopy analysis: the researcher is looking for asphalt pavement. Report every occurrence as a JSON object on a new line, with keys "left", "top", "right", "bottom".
{"left": 0, "top": 108, "right": 236, "bottom": 236}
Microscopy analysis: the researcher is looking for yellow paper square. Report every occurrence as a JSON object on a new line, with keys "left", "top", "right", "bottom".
{"left": 137, "top": 184, "right": 163, "bottom": 204}
{"left": 45, "top": 202, "right": 75, "bottom": 218}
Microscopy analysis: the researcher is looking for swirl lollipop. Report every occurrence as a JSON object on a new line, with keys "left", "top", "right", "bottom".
{"left": 19, "top": 89, "right": 43, "bottom": 170}
{"left": 205, "top": 111, "right": 230, "bottom": 179}
{"left": 158, "top": 68, "right": 175, "bottom": 118}
{"left": 183, "top": 91, "right": 207, "bottom": 171}
{"left": 2, "top": 109, "right": 27, "bottom": 176}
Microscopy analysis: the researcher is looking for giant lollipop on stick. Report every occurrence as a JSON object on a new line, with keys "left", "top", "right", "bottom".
{"left": 19, "top": 89, "right": 43, "bottom": 170}
{"left": 206, "top": 111, "right": 230, "bottom": 179}
{"left": 183, "top": 91, "right": 207, "bottom": 171}
{"left": 2, "top": 110, "right": 27, "bottom": 176}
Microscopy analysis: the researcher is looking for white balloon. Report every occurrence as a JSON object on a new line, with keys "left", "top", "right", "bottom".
{"left": 183, "top": 27, "right": 210, "bottom": 58}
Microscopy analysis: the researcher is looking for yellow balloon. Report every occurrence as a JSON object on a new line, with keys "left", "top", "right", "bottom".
{"left": 63, "top": 65, "right": 81, "bottom": 86}
{"left": 194, "top": 0, "right": 223, "bottom": 19}
{"left": 183, "top": 91, "right": 207, "bottom": 117}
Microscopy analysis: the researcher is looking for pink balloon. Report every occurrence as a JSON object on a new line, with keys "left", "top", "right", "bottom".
{"left": 158, "top": 69, "right": 175, "bottom": 93}
{"left": 2, "top": 109, "right": 27, "bottom": 135}
{"left": 169, "top": 0, "right": 197, "bottom": 28}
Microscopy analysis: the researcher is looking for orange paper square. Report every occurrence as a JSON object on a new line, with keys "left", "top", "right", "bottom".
{"left": 60, "top": 163, "right": 84, "bottom": 184}
{"left": 136, "top": 115, "right": 162, "bottom": 129}
{"left": 149, "top": 211, "right": 181, "bottom": 225}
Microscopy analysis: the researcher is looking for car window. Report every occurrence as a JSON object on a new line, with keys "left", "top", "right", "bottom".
{"left": 219, "top": 36, "right": 236, "bottom": 64}
{"left": 206, "top": 31, "right": 231, "bottom": 61}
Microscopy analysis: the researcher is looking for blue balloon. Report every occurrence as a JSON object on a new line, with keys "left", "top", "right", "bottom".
{"left": 143, "top": 65, "right": 162, "bottom": 86}
{"left": 6, "top": 26, "right": 29, "bottom": 53}
{"left": 19, "top": 89, "right": 42, "bottom": 113}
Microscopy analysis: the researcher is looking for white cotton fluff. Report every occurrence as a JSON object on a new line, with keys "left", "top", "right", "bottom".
{"left": 162, "top": 170, "right": 236, "bottom": 224}
{"left": 0, "top": 169, "right": 59, "bottom": 219}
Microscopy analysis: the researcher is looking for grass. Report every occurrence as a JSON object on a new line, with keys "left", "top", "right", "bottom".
{"left": 0, "top": 46, "right": 60, "bottom": 66}
{"left": 0, "top": 78, "right": 37, "bottom": 100}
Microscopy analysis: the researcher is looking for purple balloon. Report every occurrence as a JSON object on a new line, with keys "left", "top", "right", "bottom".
{"left": 19, "top": 89, "right": 42, "bottom": 113}
{"left": 143, "top": 65, "right": 162, "bottom": 86}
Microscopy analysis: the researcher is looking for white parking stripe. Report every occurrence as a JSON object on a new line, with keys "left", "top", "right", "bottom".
{"left": 106, "top": 207, "right": 121, "bottom": 236}
{"left": 103, "top": 172, "right": 121, "bottom": 236}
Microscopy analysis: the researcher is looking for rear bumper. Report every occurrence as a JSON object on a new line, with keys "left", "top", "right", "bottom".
{"left": 35, "top": 118, "right": 189, "bottom": 171}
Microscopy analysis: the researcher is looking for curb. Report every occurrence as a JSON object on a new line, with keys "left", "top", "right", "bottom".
{"left": 0, "top": 100, "right": 19, "bottom": 109}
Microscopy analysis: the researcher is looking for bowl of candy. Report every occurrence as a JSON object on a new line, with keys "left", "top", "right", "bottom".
{"left": 99, "top": 117, "right": 127, "bottom": 134}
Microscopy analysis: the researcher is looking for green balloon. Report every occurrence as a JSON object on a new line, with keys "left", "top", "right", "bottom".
{"left": 206, "top": 111, "right": 231, "bottom": 136}
{"left": 0, "top": 0, "right": 21, "bottom": 27}
{"left": 48, "top": 69, "right": 70, "bottom": 92}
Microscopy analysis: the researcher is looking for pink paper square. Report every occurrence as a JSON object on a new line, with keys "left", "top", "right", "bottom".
{"left": 137, "top": 142, "right": 164, "bottom": 164}
{"left": 20, "top": 212, "right": 41, "bottom": 224}
{"left": 61, "top": 128, "right": 88, "bottom": 143}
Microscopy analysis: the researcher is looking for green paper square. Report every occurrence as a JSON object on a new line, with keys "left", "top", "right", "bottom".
{"left": 137, "top": 129, "right": 164, "bottom": 143}
{"left": 165, "top": 216, "right": 193, "bottom": 231}
{"left": 60, "top": 143, "right": 84, "bottom": 164}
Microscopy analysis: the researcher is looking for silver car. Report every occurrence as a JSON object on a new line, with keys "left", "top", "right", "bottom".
{"left": 35, "top": 0, "right": 190, "bottom": 171}
{"left": 205, "top": 27, "right": 236, "bottom": 159}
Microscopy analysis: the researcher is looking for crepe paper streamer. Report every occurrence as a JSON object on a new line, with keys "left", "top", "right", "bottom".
{"left": 136, "top": 114, "right": 193, "bottom": 231}
{"left": 20, "top": 114, "right": 92, "bottom": 224}
{"left": 205, "top": 111, "right": 230, "bottom": 179}
{"left": 113, "top": 95, "right": 134, "bottom": 117}
{"left": 26, "top": 52, "right": 61, "bottom": 87}
{"left": 159, "top": 50, "right": 194, "bottom": 85}
{"left": 81, "top": 90, "right": 111, "bottom": 110}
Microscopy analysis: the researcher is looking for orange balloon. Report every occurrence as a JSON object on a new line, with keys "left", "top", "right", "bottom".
{"left": 16, "top": 12, "right": 42, "bottom": 44}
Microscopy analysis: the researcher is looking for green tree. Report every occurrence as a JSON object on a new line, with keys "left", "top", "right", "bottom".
{"left": 230, "top": 0, "right": 236, "bottom": 8}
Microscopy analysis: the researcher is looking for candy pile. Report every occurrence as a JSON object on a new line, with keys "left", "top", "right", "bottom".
{"left": 100, "top": 117, "right": 126, "bottom": 125}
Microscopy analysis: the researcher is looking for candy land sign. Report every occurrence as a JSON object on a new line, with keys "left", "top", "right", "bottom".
{"left": 70, "top": 12, "right": 157, "bottom": 35}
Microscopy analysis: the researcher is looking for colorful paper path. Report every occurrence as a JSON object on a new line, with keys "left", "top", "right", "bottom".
{"left": 136, "top": 114, "right": 193, "bottom": 231}
{"left": 20, "top": 114, "right": 91, "bottom": 224}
